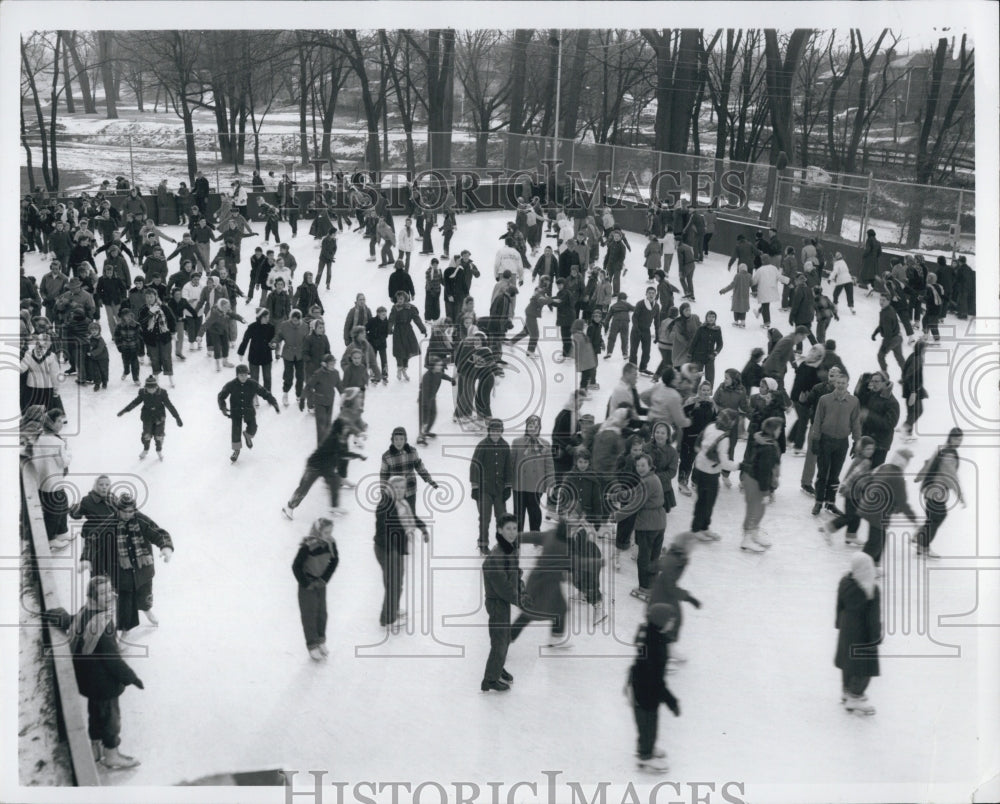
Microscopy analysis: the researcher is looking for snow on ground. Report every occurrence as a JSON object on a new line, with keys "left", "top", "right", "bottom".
{"left": 19, "top": 211, "right": 994, "bottom": 798}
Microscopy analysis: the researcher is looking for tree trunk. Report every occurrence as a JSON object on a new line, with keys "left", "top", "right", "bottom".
{"left": 99, "top": 32, "right": 118, "bottom": 118}
{"left": 426, "top": 30, "right": 456, "bottom": 169}
{"left": 905, "top": 39, "right": 948, "bottom": 248}
{"left": 134, "top": 71, "right": 144, "bottom": 112}
{"left": 65, "top": 31, "right": 97, "bottom": 113}
{"left": 505, "top": 29, "right": 531, "bottom": 170}
{"left": 62, "top": 46, "right": 76, "bottom": 114}
{"left": 236, "top": 104, "right": 247, "bottom": 167}
{"left": 559, "top": 30, "right": 590, "bottom": 140}
{"left": 23, "top": 39, "right": 52, "bottom": 190}
{"left": 538, "top": 31, "right": 561, "bottom": 140}
{"left": 668, "top": 29, "right": 703, "bottom": 153}
{"left": 213, "top": 85, "right": 232, "bottom": 163}
{"left": 297, "top": 39, "right": 309, "bottom": 165}
{"left": 181, "top": 103, "right": 199, "bottom": 183}
{"left": 320, "top": 77, "right": 341, "bottom": 160}
{"left": 50, "top": 33, "right": 61, "bottom": 189}
{"left": 764, "top": 29, "right": 811, "bottom": 166}
{"left": 21, "top": 104, "right": 36, "bottom": 192}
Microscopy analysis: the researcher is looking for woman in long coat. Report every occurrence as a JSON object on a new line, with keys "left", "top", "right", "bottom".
{"left": 388, "top": 291, "right": 427, "bottom": 382}
{"left": 859, "top": 230, "right": 882, "bottom": 289}
{"left": 718, "top": 263, "right": 752, "bottom": 326}
{"left": 835, "top": 553, "right": 881, "bottom": 714}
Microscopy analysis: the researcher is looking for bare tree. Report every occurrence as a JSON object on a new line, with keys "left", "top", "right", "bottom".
{"left": 21, "top": 34, "right": 53, "bottom": 190}
{"left": 641, "top": 29, "right": 704, "bottom": 154}
{"left": 63, "top": 31, "right": 97, "bottom": 113}
{"left": 504, "top": 29, "right": 532, "bottom": 170}
{"left": 763, "top": 28, "right": 813, "bottom": 165}
{"left": 405, "top": 29, "right": 456, "bottom": 169}
{"left": 457, "top": 30, "right": 512, "bottom": 167}
{"left": 98, "top": 31, "right": 118, "bottom": 118}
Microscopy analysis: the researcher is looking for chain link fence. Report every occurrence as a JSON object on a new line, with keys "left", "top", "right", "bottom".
{"left": 21, "top": 128, "right": 975, "bottom": 254}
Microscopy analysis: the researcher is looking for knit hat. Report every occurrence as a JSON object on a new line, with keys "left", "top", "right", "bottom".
{"left": 391, "top": 426, "right": 407, "bottom": 440}
{"left": 255, "top": 307, "right": 269, "bottom": 320}
{"left": 236, "top": 364, "right": 250, "bottom": 375}
{"left": 68, "top": 277, "right": 81, "bottom": 288}
{"left": 487, "top": 418, "right": 504, "bottom": 432}
{"left": 647, "top": 602, "right": 677, "bottom": 629}
{"left": 117, "top": 493, "right": 136, "bottom": 510}
{"left": 760, "top": 377, "right": 778, "bottom": 392}
{"left": 144, "top": 376, "right": 159, "bottom": 388}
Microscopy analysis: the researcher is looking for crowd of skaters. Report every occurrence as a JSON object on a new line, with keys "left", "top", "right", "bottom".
{"left": 18, "top": 173, "right": 973, "bottom": 774}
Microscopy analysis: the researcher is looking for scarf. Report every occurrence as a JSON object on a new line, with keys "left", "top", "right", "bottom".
{"left": 69, "top": 604, "right": 116, "bottom": 655}
{"left": 116, "top": 518, "right": 156, "bottom": 572}
{"left": 147, "top": 304, "right": 170, "bottom": 336}
{"left": 925, "top": 274, "right": 943, "bottom": 308}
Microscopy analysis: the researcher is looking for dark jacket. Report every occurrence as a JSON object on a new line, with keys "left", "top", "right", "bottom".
{"left": 629, "top": 620, "right": 679, "bottom": 713}
{"left": 789, "top": 284, "right": 815, "bottom": 325}
{"left": 689, "top": 323, "right": 723, "bottom": 366}
{"left": 365, "top": 316, "right": 390, "bottom": 350}
{"left": 292, "top": 535, "right": 339, "bottom": 586}
{"left": 138, "top": 304, "right": 177, "bottom": 346}
{"left": 470, "top": 437, "right": 514, "bottom": 496}
{"left": 482, "top": 538, "right": 522, "bottom": 605}
{"left": 218, "top": 378, "right": 278, "bottom": 417}
{"left": 388, "top": 270, "right": 416, "bottom": 302}
{"left": 46, "top": 606, "right": 140, "bottom": 700}
{"left": 873, "top": 305, "right": 901, "bottom": 342}
{"left": 388, "top": 303, "right": 426, "bottom": 361}
{"left": 118, "top": 387, "right": 182, "bottom": 425}
{"left": 834, "top": 576, "right": 881, "bottom": 678}
{"left": 237, "top": 321, "right": 276, "bottom": 365}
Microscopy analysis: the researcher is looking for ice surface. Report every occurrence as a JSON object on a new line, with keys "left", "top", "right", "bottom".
{"left": 19, "top": 211, "right": 996, "bottom": 799}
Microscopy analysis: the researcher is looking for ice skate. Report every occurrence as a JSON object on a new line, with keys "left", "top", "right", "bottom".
{"left": 801, "top": 484, "right": 816, "bottom": 497}
{"left": 309, "top": 647, "right": 325, "bottom": 661}
{"left": 592, "top": 600, "right": 608, "bottom": 625}
{"left": 49, "top": 536, "right": 72, "bottom": 551}
{"left": 844, "top": 533, "right": 860, "bottom": 547}
{"left": 156, "top": 450, "right": 163, "bottom": 461}
{"left": 91, "top": 740, "right": 104, "bottom": 762}
{"left": 722, "top": 475, "right": 732, "bottom": 489}
{"left": 402, "top": 368, "right": 410, "bottom": 381}
{"left": 546, "top": 637, "right": 573, "bottom": 649}
{"left": 222, "top": 360, "right": 233, "bottom": 368}
{"left": 101, "top": 747, "right": 141, "bottom": 769}
{"left": 677, "top": 481, "right": 692, "bottom": 497}
{"left": 811, "top": 502, "right": 823, "bottom": 516}
{"left": 480, "top": 679, "right": 510, "bottom": 692}
{"left": 281, "top": 506, "right": 295, "bottom": 520}
{"left": 243, "top": 429, "right": 254, "bottom": 449}
{"left": 636, "top": 757, "right": 669, "bottom": 774}
{"left": 230, "top": 450, "right": 240, "bottom": 463}
{"left": 341, "top": 478, "right": 356, "bottom": 490}
{"left": 142, "top": 609, "right": 159, "bottom": 626}
{"left": 916, "top": 546, "right": 941, "bottom": 559}
{"left": 824, "top": 503, "right": 844, "bottom": 517}
{"left": 329, "top": 507, "right": 347, "bottom": 517}
{"left": 613, "top": 550, "right": 621, "bottom": 571}
{"left": 318, "top": 643, "right": 330, "bottom": 657}
{"left": 843, "top": 695, "right": 876, "bottom": 716}
{"left": 397, "top": 367, "right": 404, "bottom": 381}
{"left": 133, "top": 378, "right": 140, "bottom": 385}
{"left": 121, "top": 372, "right": 128, "bottom": 381}
{"left": 740, "top": 532, "right": 766, "bottom": 552}
{"left": 139, "top": 449, "right": 148, "bottom": 460}
{"left": 282, "top": 393, "right": 289, "bottom": 407}
{"left": 696, "top": 530, "right": 721, "bottom": 542}
{"left": 630, "top": 586, "right": 651, "bottom": 601}
{"left": 629, "top": 543, "right": 638, "bottom": 562}
{"left": 635, "top": 747, "right": 667, "bottom": 759}
{"left": 753, "top": 529, "right": 772, "bottom": 548}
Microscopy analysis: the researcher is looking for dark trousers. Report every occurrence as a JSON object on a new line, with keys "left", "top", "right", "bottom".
{"left": 297, "top": 583, "right": 328, "bottom": 648}
{"left": 616, "top": 510, "right": 638, "bottom": 551}
{"left": 475, "top": 374, "right": 495, "bottom": 419}
{"left": 249, "top": 362, "right": 272, "bottom": 394}
{"left": 509, "top": 317, "right": 539, "bottom": 353}
{"left": 87, "top": 698, "right": 122, "bottom": 749}
{"left": 833, "top": 283, "right": 854, "bottom": 307}
{"left": 119, "top": 350, "right": 140, "bottom": 381}
{"left": 514, "top": 490, "right": 543, "bottom": 532}
{"left": 510, "top": 609, "right": 564, "bottom": 642}
{"left": 789, "top": 401, "right": 810, "bottom": 450}
{"left": 921, "top": 314, "right": 940, "bottom": 342}
{"left": 231, "top": 410, "right": 257, "bottom": 446}
{"left": 580, "top": 367, "right": 596, "bottom": 390}
{"left": 816, "top": 315, "right": 832, "bottom": 343}
{"left": 380, "top": 242, "right": 395, "bottom": 265}
{"left": 870, "top": 447, "right": 888, "bottom": 469}
{"left": 653, "top": 347, "right": 672, "bottom": 381}
{"left": 282, "top": 358, "right": 304, "bottom": 397}
{"left": 140, "top": 418, "right": 166, "bottom": 450}
{"left": 609, "top": 267, "right": 623, "bottom": 295}
{"left": 484, "top": 598, "right": 511, "bottom": 683}
{"left": 635, "top": 529, "right": 665, "bottom": 589}
{"left": 264, "top": 221, "right": 281, "bottom": 243}
{"left": 829, "top": 497, "right": 861, "bottom": 537}
{"left": 477, "top": 491, "right": 507, "bottom": 549}
{"left": 442, "top": 231, "right": 453, "bottom": 256}
{"left": 39, "top": 489, "right": 68, "bottom": 540}
{"left": 117, "top": 579, "right": 153, "bottom": 632}
{"left": 841, "top": 671, "right": 871, "bottom": 697}
{"left": 863, "top": 520, "right": 886, "bottom": 565}
{"left": 456, "top": 373, "right": 475, "bottom": 418}
{"left": 559, "top": 324, "right": 573, "bottom": 356}
{"left": 288, "top": 464, "right": 341, "bottom": 509}
{"left": 316, "top": 257, "right": 334, "bottom": 289}
{"left": 374, "top": 542, "right": 404, "bottom": 627}
{"left": 877, "top": 336, "right": 905, "bottom": 374}
{"left": 419, "top": 399, "right": 437, "bottom": 435}
{"left": 374, "top": 347, "right": 388, "bottom": 379}
{"left": 691, "top": 468, "right": 720, "bottom": 532}
{"left": 892, "top": 301, "right": 914, "bottom": 337}
{"left": 87, "top": 357, "right": 110, "bottom": 387}
{"left": 759, "top": 302, "right": 771, "bottom": 326}
{"left": 315, "top": 403, "right": 333, "bottom": 444}
{"left": 147, "top": 341, "right": 173, "bottom": 375}
{"left": 629, "top": 328, "right": 652, "bottom": 371}
{"left": 702, "top": 232, "right": 713, "bottom": 255}
{"left": 287, "top": 209, "right": 299, "bottom": 235}
{"left": 633, "top": 705, "right": 659, "bottom": 759}
{"left": 606, "top": 320, "right": 628, "bottom": 356}
{"left": 679, "top": 265, "right": 695, "bottom": 297}
{"left": 917, "top": 494, "right": 948, "bottom": 549}
{"left": 814, "top": 435, "right": 849, "bottom": 503}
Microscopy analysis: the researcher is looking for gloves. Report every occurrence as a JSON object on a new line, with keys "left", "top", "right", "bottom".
{"left": 430, "top": 481, "right": 439, "bottom": 490}
{"left": 664, "top": 688, "right": 681, "bottom": 717}
{"left": 687, "top": 595, "right": 701, "bottom": 609}
{"left": 871, "top": 333, "right": 877, "bottom": 341}
{"left": 161, "top": 547, "right": 173, "bottom": 563}
{"left": 221, "top": 407, "right": 230, "bottom": 418}
{"left": 175, "top": 419, "right": 183, "bottom": 428}
{"left": 78, "top": 559, "right": 91, "bottom": 574}
{"left": 471, "top": 488, "right": 480, "bottom": 503}
{"left": 132, "top": 677, "right": 145, "bottom": 690}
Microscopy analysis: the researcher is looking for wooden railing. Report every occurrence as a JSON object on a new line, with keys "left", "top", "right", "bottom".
{"left": 20, "top": 462, "right": 101, "bottom": 787}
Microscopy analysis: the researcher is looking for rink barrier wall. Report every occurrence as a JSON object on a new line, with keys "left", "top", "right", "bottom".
{"left": 52, "top": 181, "right": 911, "bottom": 275}
{"left": 20, "top": 462, "right": 102, "bottom": 787}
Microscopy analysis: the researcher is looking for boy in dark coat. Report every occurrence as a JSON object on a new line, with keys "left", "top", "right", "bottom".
{"left": 471, "top": 419, "right": 514, "bottom": 555}
{"left": 283, "top": 417, "right": 367, "bottom": 518}
{"left": 481, "top": 514, "right": 522, "bottom": 691}
{"left": 627, "top": 602, "right": 681, "bottom": 773}
{"left": 303, "top": 354, "right": 343, "bottom": 445}
{"left": 117, "top": 375, "right": 183, "bottom": 459}
{"left": 42, "top": 576, "right": 144, "bottom": 768}
{"left": 365, "top": 307, "right": 390, "bottom": 384}
{"left": 85, "top": 321, "right": 110, "bottom": 391}
{"left": 112, "top": 308, "right": 142, "bottom": 383}
{"left": 605, "top": 292, "right": 633, "bottom": 359}
{"left": 872, "top": 294, "right": 905, "bottom": 374}
{"left": 218, "top": 364, "right": 281, "bottom": 462}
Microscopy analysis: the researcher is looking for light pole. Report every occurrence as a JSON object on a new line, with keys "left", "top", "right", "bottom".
{"left": 552, "top": 31, "right": 563, "bottom": 170}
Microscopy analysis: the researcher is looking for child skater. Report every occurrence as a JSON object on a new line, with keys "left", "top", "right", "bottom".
{"left": 117, "top": 375, "right": 184, "bottom": 460}
{"left": 291, "top": 517, "right": 339, "bottom": 661}
{"left": 85, "top": 321, "right": 110, "bottom": 391}
{"left": 417, "top": 356, "right": 455, "bottom": 446}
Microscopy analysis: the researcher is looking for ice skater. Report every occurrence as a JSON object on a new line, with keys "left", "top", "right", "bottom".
{"left": 217, "top": 364, "right": 281, "bottom": 463}
{"left": 117, "top": 375, "right": 184, "bottom": 460}
{"left": 292, "top": 517, "right": 339, "bottom": 661}
{"left": 835, "top": 553, "right": 881, "bottom": 715}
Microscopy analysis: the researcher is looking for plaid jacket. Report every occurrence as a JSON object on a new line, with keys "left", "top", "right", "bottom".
{"left": 379, "top": 443, "right": 434, "bottom": 498}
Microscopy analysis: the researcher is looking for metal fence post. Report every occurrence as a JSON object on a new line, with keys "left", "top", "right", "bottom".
{"left": 214, "top": 132, "right": 221, "bottom": 194}
{"left": 955, "top": 189, "right": 964, "bottom": 259}
{"left": 128, "top": 133, "right": 135, "bottom": 188}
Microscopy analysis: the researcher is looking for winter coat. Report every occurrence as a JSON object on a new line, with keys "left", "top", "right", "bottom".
{"left": 644, "top": 240, "right": 664, "bottom": 271}
{"left": 689, "top": 324, "right": 723, "bottom": 366}
{"left": 719, "top": 270, "right": 752, "bottom": 313}
{"left": 343, "top": 305, "right": 374, "bottom": 346}
{"left": 303, "top": 331, "right": 332, "bottom": 376}
{"left": 292, "top": 534, "right": 339, "bottom": 587}
{"left": 561, "top": 469, "right": 603, "bottom": 518}
{"left": 692, "top": 422, "right": 738, "bottom": 475}
{"left": 790, "top": 363, "right": 822, "bottom": 404}
{"left": 861, "top": 391, "right": 900, "bottom": 450}
{"left": 828, "top": 258, "right": 854, "bottom": 287}
{"left": 265, "top": 290, "right": 292, "bottom": 323}
{"left": 20, "top": 350, "right": 61, "bottom": 390}
{"left": 511, "top": 435, "right": 555, "bottom": 494}
{"left": 743, "top": 433, "right": 781, "bottom": 492}
{"left": 293, "top": 284, "right": 324, "bottom": 316}
{"left": 379, "top": 443, "right": 434, "bottom": 501}
{"left": 591, "top": 427, "right": 624, "bottom": 476}
{"left": 199, "top": 307, "right": 243, "bottom": 341}
{"left": 237, "top": 321, "right": 276, "bottom": 365}
{"left": 788, "top": 284, "right": 815, "bottom": 325}
{"left": 46, "top": 606, "right": 140, "bottom": 701}
{"left": 483, "top": 540, "right": 522, "bottom": 605}
{"left": 365, "top": 316, "right": 390, "bottom": 351}
{"left": 713, "top": 383, "right": 750, "bottom": 417}
{"left": 873, "top": 306, "right": 901, "bottom": 343}
{"left": 388, "top": 303, "right": 426, "bottom": 361}
{"left": 138, "top": 304, "right": 177, "bottom": 346}
{"left": 628, "top": 621, "right": 676, "bottom": 711}
{"left": 304, "top": 365, "right": 342, "bottom": 407}
{"left": 648, "top": 440, "right": 679, "bottom": 511}
{"left": 668, "top": 314, "right": 700, "bottom": 367}
{"left": 388, "top": 271, "right": 416, "bottom": 302}
{"left": 518, "top": 527, "right": 570, "bottom": 619}
{"left": 274, "top": 319, "right": 308, "bottom": 361}
{"left": 470, "top": 437, "right": 514, "bottom": 496}
{"left": 628, "top": 473, "right": 666, "bottom": 531}
{"left": 374, "top": 494, "right": 428, "bottom": 556}
{"left": 95, "top": 276, "right": 128, "bottom": 308}
{"left": 218, "top": 377, "right": 277, "bottom": 417}
{"left": 762, "top": 334, "right": 797, "bottom": 379}
{"left": 728, "top": 240, "right": 759, "bottom": 270}
{"left": 118, "top": 387, "right": 181, "bottom": 426}
{"left": 640, "top": 384, "right": 690, "bottom": 432}
{"left": 572, "top": 330, "right": 597, "bottom": 373}
{"left": 834, "top": 576, "right": 881, "bottom": 678}
{"left": 751, "top": 263, "right": 782, "bottom": 304}
{"left": 861, "top": 236, "right": 882, "bottom": 283}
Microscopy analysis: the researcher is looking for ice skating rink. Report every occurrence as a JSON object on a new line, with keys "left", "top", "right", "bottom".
{"left": 16, "top": 210, "right": 997, "bottom": 801}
